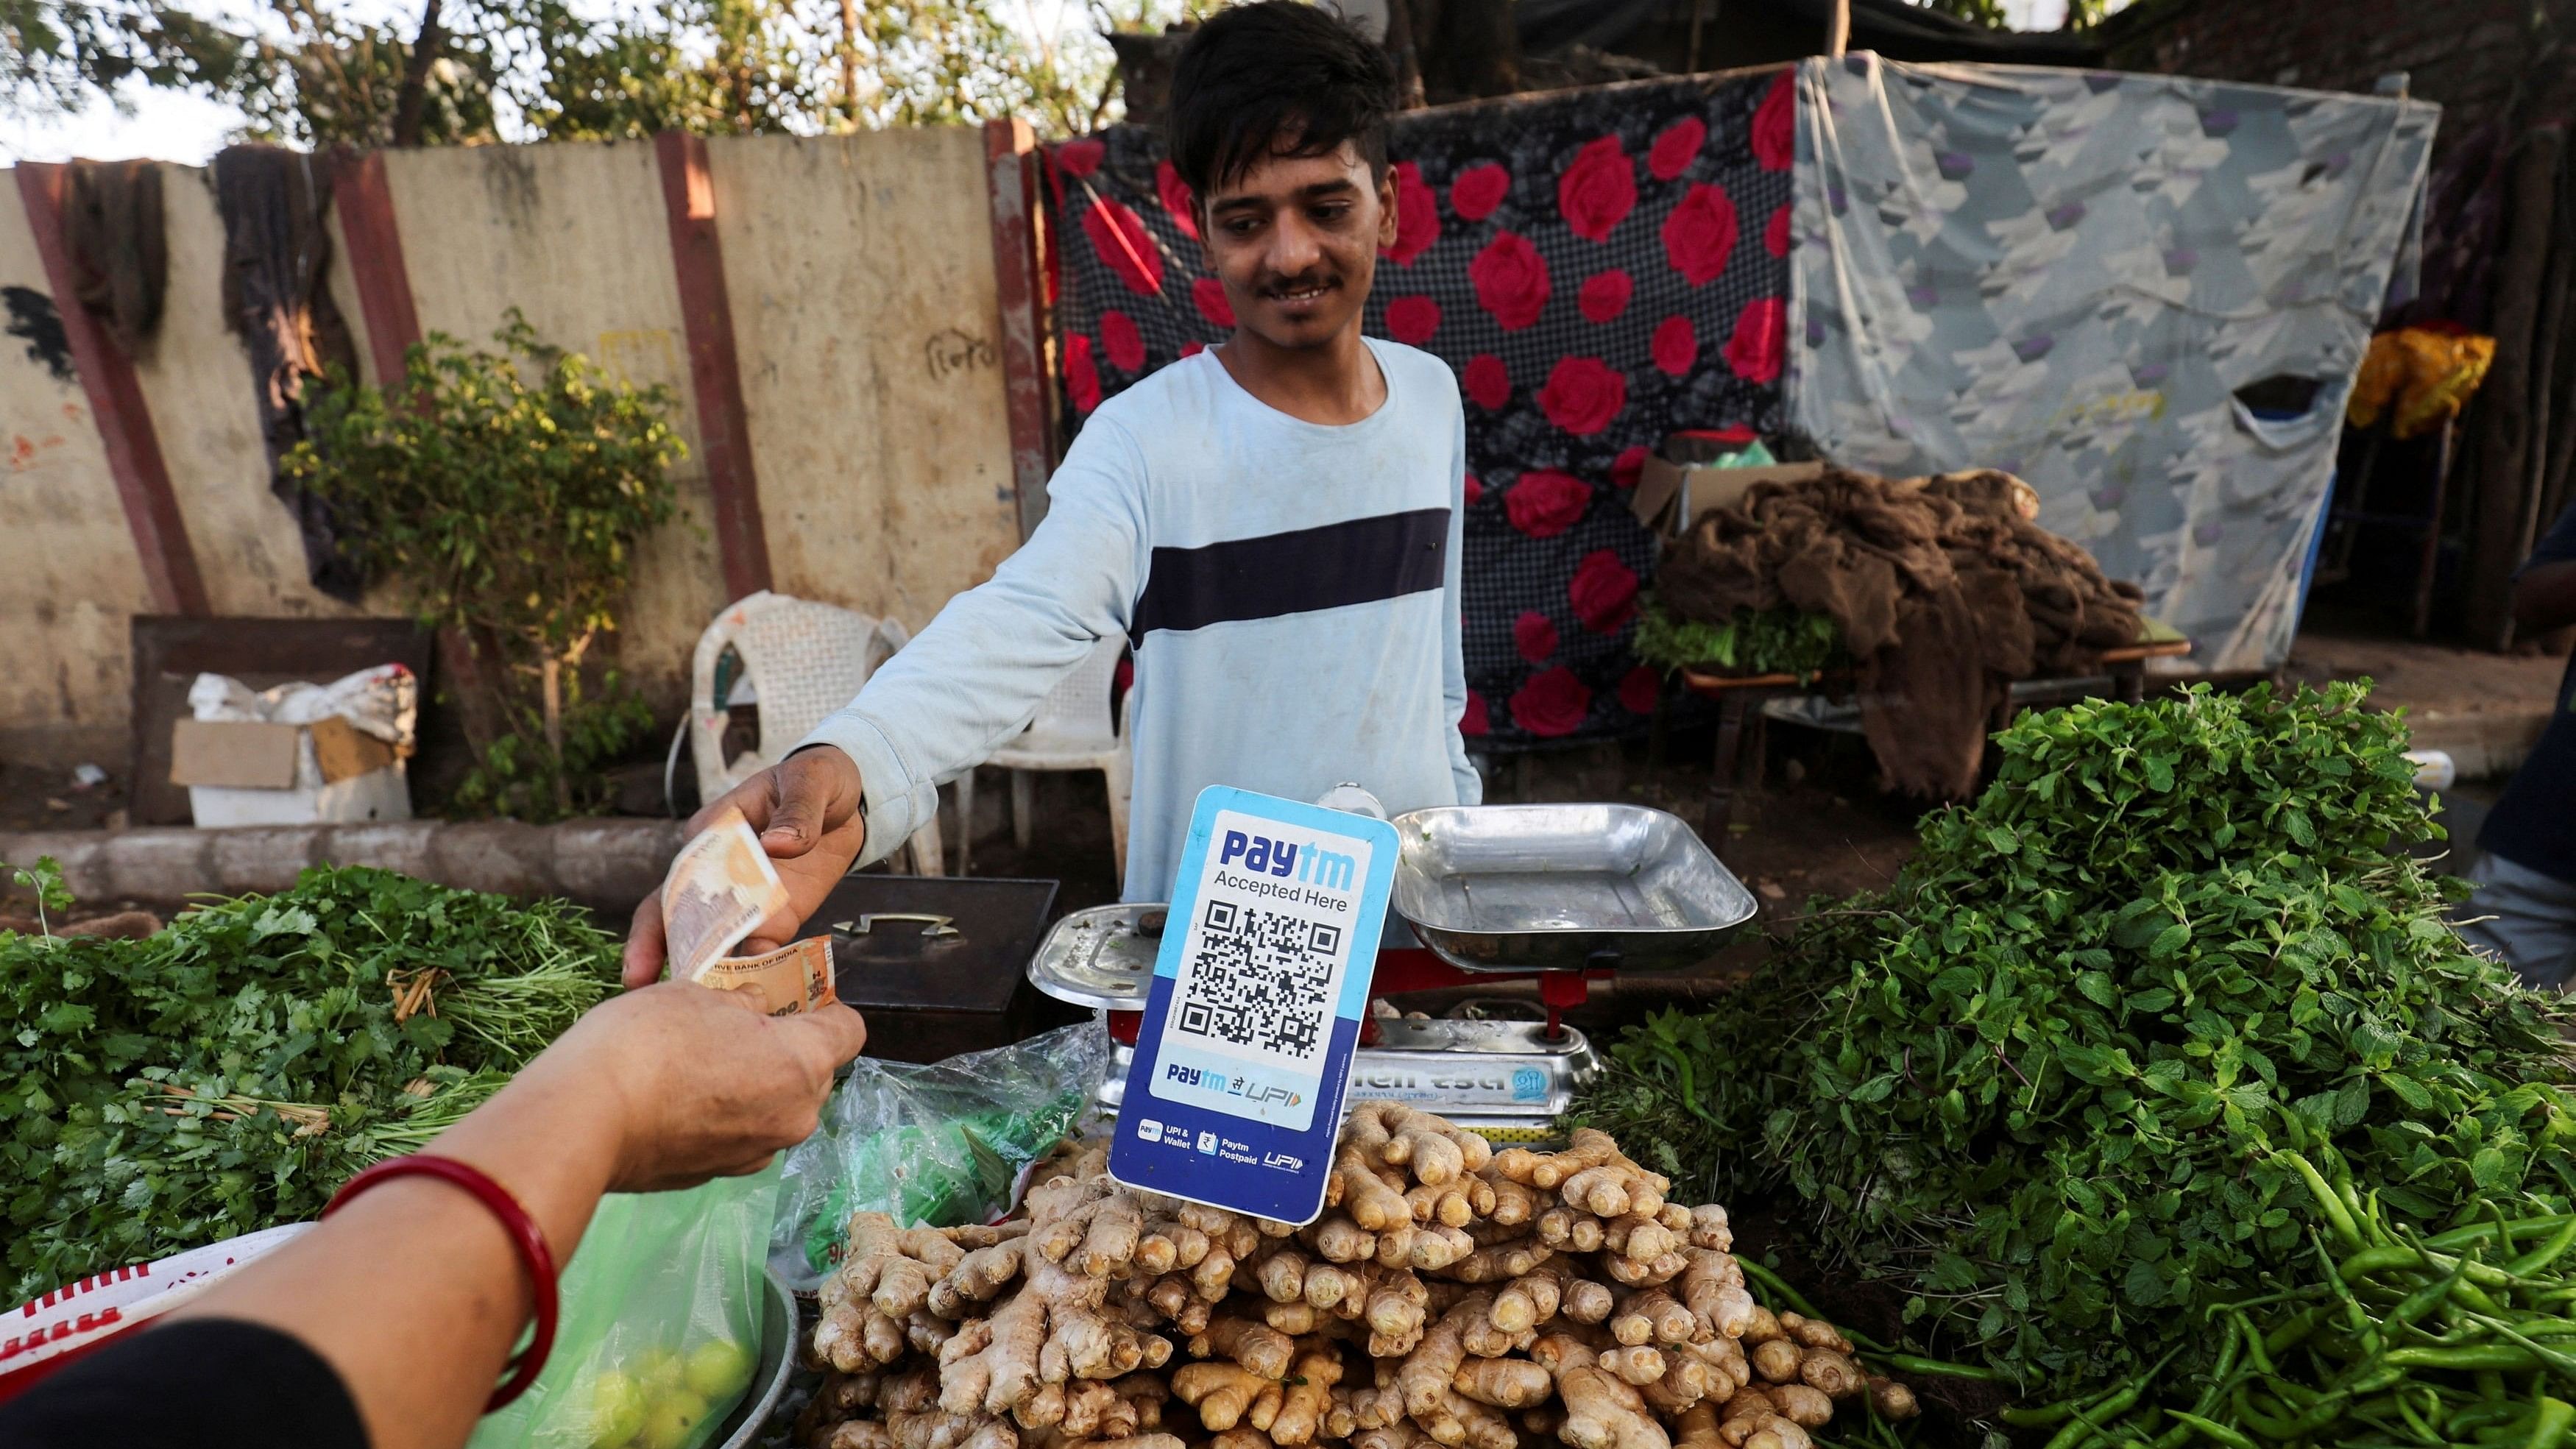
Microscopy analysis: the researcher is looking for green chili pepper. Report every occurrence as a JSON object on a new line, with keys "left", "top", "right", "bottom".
{"left": 2431, "top": 1216, "right": 2576, "bottom": 1255}
{"left": 2045, "top": 1382, "right": 2151, "bottom": 1449}
{"left": 2265, "top": 1306, "right": 2328, "bottom": 1356}
{"left": 2385, "top": 1344, "right": 2547, "bottom": 1372}
{"left": 2522, "top": 1397, "right": 2574, "bottom": 1449}
{"left": 2234, "top": 1311, "right": 2278, "bottom": 1377}
{"left": 2512, "top": 1220, "right": 2576, "bottom": 1279}
{"left": 2278, "top": 1151, "right": 2368, "bottom": 1251}
{"left": 2469, "top": 1317, "right": 2576, "bottom": 1382}
{"left": 2453, "top": 1400, "right": 2533, "bottom": 1435}
{"left": 2166, "top": 1409, "right": 2262, "bottom": 1449}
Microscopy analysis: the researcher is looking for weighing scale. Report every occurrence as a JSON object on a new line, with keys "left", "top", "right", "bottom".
{"left": 1028, "top": 802, "right": 1758, "bottom": 1141}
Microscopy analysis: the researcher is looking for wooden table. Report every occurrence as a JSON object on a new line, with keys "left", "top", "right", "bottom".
{"left": 1679, "top": 637, "right": 2193, "bottom": 836}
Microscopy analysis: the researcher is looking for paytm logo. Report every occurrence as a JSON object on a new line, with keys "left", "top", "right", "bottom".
{"left": 1219, "top": 829, "right": 1356, "bottom": 892}
{"left": 1134, "top": 1118, "right": 1163, "bottom": 1143}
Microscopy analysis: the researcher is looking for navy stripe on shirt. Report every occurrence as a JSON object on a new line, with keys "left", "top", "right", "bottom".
{"left": 1128, "top": 507, "right": 1449, "bottom": 643}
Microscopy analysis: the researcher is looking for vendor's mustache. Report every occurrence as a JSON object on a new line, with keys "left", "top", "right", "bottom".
{"left": 1257, "top": 272, "right": 1341, "bottom": 294}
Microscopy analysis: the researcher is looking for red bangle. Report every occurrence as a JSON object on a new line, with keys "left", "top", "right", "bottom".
{"left": 325, "top": 1154, "right": 561, "bottom": 1410}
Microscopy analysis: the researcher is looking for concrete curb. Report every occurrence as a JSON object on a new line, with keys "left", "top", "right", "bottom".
{"left": 0, "top": 818, "right": 688, "bottom": 916}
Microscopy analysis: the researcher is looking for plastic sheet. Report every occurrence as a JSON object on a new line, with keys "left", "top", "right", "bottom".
{"left": 771, "top": 1023, "right": 1107, "bottom": 1290}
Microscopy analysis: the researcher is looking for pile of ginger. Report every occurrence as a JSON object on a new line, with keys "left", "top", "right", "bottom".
{"left": 799, "top": 1104, "right": 1914, "bottom": 1449}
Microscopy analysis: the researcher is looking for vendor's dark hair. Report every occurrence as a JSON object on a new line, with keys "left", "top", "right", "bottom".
{"left": 1168, "top": 1, "right": 1399, "bottom": 198}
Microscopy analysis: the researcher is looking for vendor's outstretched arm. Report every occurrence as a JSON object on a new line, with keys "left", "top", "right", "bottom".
{"left": 623, "top": 422, "right": 1150, "bottom": 988}
{"left": 803, "top": 418, "right": 1151, "bottom": 867}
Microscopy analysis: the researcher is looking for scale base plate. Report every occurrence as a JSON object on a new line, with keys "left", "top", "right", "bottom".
{"left": 1090, "top": 1018, "right": 1599, "bottom": 1142}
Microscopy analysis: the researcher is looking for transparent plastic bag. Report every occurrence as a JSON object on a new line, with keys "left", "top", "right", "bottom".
{"left": 470, "top": 1164, "right": 779, "bottom": 1449}
{"left": 771, "top": 1022, "right": 1106, "bottom": 1290}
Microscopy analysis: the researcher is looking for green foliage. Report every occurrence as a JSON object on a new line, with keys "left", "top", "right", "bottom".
{"left": 1631, "top": 598, "right": 1846, "bottom": 680}
{"left": 451, "top": 672, "right": 656, "bottom": 823}
{"left": 0, "top": 866, "right": 616, "bottom": 1301}
{"left": 4, "top": 855, "right": 74, "bottom": 932}
{"left": 289, "top": 312, "right": 678, "bottom": 816}
{"left": 291, "top": 311, "right": 682, "bottom": 663}
{"left": 9, "top": 0, "right": 1218, "bottom": 145}
{"left": 1580, "top": 682, "right": 2576, "bottom": 1396}
{"left": 0, "top": 0, "right": 248, "bottom": 116}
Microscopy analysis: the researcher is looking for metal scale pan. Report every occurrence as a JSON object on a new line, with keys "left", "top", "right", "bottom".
{"left": 1390, "top": 804, "right": 1758, "bottom": 974}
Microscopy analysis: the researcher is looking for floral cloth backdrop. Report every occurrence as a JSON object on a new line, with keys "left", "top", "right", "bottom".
{"left": 1044, "top": 70, "right": 1795, "bottom": 748}
{"left": 1789, "top": 56, "right": 2435, "bottom": 673}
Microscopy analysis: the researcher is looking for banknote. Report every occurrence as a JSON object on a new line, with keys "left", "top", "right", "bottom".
{"left": 698, "top": 935, "right": 840, "bottom": 1017}
{"left": 659, "top": 807, "right": 790, "bottom": 983}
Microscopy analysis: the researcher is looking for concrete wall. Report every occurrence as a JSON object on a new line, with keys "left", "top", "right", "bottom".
{"left": 709, "top": 129, "right": 1025, "bottom": 631}
{"left": 1, "top": 126, "right": 1019, "bottom": 765}
{"left": 383, "top": 139, "right": 725, "bottom": 713}
{"left": 0, "top": 199, "right": 152, "bottom": 766}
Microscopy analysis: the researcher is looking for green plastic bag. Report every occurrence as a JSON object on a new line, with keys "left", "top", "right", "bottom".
{"left": 470, "top": 1164, "right": 779, "bottom": 1449}
{"left": 772, "top": 1023, "right": 1105, "bottom": 1289}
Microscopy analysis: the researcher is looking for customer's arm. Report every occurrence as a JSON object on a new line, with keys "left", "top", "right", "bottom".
{"left": 1, "top": 984, "right": 867, "bottom": 1449}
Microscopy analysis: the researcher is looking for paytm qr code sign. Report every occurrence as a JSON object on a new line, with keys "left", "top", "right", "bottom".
{"left": 1110, "top": 786, "right": 1398, "bottom": 1225}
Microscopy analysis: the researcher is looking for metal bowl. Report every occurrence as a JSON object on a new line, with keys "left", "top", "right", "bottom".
{"left": 710, "top": 1269, "right": 800, "bottom": 1449}
{"left": 1390, "top": 804, "right": 1757, "bottom": 974}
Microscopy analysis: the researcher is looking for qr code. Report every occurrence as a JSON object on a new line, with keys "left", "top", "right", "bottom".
{"left": 1175, "top": 899, "right": 1341, "bottom": 1060}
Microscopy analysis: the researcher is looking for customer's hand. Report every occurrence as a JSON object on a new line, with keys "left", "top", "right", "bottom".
{"left": 623, "top": 746, "right": 869, "bottom": 988}
{"left": 520, "top": 982, "right": 868, "bottom": 1191}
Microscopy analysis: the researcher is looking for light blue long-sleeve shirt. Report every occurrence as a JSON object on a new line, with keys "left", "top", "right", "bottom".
{"left": 802, "top": 339, "right": 1481, "bottom": 901}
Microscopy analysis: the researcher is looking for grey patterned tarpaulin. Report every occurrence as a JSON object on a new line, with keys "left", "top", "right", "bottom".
{"left": 1789, "top": 56, "right": 2437, "bottom": 673}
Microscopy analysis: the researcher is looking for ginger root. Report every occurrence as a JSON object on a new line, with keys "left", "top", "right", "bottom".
{"left": 805, "top": 1110, "right": 1911, "bottom": 1449}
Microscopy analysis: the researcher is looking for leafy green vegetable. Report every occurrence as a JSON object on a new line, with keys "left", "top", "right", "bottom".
{"left": 1579, "top": 682, "right": 2576, "bottom": 1396}
{"left": 1, "top": 866, "right": 615, "bottom": 1301}
{"left": 1630, "top": 598, "right": 1846, "bottom": 680}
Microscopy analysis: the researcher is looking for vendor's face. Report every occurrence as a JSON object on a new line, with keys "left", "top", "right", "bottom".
{"left": 1198, "top": 140, "right": 1398, "bottom": 352}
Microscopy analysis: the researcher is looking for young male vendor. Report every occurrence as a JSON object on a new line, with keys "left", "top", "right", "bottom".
{"left": 626, "top": 0, "right": 1477, "bottom": 982}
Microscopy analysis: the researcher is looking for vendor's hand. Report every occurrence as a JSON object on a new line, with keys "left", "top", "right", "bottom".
{"left": 623, "top": 745, "right": 869, "bottom": 988}
{"left": 519, "top": 982, "right": 868, "bottom": 1191}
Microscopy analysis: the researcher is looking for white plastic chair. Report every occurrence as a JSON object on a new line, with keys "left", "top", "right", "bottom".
{"left": 954, "top": 638, "right": 1130, "bottom": 881}
{"left": 689, "top": 590, "right": 944, "bottom": 876}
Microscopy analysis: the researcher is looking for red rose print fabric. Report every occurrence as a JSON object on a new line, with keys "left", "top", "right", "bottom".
{"left": 1044, "top": 69, "right": 1793, "bottom": 747}
{"left": 1386, "top": 295, "right": 1441, "bottom": 346}
{"left": 1470, "top": 232, "right": 1552, "bottom": 329}
{"left": 1505, "top": 470, "right": 1590, "bottom": 538}
{"left": 1384, "top": 162, "right": 1441, "bottom": 266}
{"left": 1100, "top": 310, "right": 1144, "bottom": 373}
{"left": 1578, "top": 269, "right": 1633, "bottom": 322}
{"left": 1557, "top": 136, "right": 1637, "bottom": 242}
{"left": 1536, "top": 357, "right": 1627, "bottom": 436}
{"left": 1451, "top": 164, "right": 1510, "bottom": 222}
{"left": 1662, "top": 184, "right": 1739, "bottom": 286}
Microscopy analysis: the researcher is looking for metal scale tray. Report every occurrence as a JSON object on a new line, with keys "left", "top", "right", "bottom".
{"left": 1391, "top": 804, "right": 1757, "bottom": 974}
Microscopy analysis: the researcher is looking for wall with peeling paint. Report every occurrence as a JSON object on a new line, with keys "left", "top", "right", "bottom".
{"left": 0, "top": 127, "right": 1016, "bottom": 770}
{"left": 0, "top": 198, "right": 155, "bottom": 767}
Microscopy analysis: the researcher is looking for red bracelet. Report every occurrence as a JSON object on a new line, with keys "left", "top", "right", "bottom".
{"left": 325, "top": 1154, "right": 561, "bottom": 1409}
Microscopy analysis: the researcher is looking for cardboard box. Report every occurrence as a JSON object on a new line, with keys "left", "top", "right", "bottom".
{"left": 1631, "top": 457, "right": 1827, "bottom": 536}
{"left": 168, "top": 719, "right": 302, "bottom": 789}
{"left": 309, "top": 715, "right": 400, "bottom": 784}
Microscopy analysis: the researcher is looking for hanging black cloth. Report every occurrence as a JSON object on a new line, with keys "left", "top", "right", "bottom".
{"left": 213, "top": 144, "right": 367, "bottom": 601}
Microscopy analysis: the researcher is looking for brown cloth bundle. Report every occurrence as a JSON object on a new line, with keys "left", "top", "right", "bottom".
{"left": 1657, "top": 466, "right": 2145, "bottom": 799}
